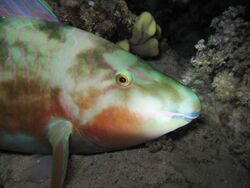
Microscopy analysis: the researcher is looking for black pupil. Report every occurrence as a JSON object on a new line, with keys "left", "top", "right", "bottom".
{"left": 119, "top": 77, "right": 127, "bottom": 83}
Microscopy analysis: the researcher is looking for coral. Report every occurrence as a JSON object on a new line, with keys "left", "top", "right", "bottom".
{"left": 211, "top": 71, "right": 239, "bottom": 102}
{"left": 236, "top": 71, "right": 250, "bottom": 107}
{"left": 117, "top": 11, "right": 161, "bottom": 57}
{"left": 191, "top": 7, "right": 250, "bottom": 75}
{"left": 185, "top": 6, "right": 250, "bottom": 172}
{"left": 48, "top": 1, "right": 161, "bottom": 57}
{"left": 190, "top": 6, "right": 250, "bottom": 105}
{"left": 47, "top": 0, "right": 136, "bottom": 41}
{"left": 129, "top": 12, "right": 161, "bottom": 57}
{"left": 116, "top": 39, "right": 130, "bottom": 51}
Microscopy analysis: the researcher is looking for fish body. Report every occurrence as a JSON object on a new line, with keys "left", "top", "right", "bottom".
{"left": 0, "top": 17, "right": 201, "bottom": 154}
{"left": 0, "top": 17, "right": 118, "bottom": 154}
{"left": 0, "top": 1, "right": 201, "bottom": 187}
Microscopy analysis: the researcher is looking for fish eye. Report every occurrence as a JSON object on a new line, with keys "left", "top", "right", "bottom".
{"left": 115, "top": 69, "right": 133, "bottom": 87}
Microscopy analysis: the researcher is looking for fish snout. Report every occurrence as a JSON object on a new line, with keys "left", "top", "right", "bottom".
{"left": 175, "top": 88, "right": 201, "bottom": 123}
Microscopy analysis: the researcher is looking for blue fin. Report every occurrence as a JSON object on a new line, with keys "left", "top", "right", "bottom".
{"left": 0, "top": 0, "right": 59, "bottom": 22}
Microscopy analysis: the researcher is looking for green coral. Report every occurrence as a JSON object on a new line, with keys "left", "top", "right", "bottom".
{"left": 117, "top": 11, "right": 161, "bottom": 58}
{"left": 116, "top": 39, "right": 130, "bottom": 51}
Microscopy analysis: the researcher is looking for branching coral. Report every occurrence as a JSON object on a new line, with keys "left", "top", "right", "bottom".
{"left": 187, "top": 6, "right": 250, "bottom": 171}
{"left": 192, "top": 6, "right": 250, "bottom": 75}
{"left": 190, "top": 6, "right": 250, "bottom": 105}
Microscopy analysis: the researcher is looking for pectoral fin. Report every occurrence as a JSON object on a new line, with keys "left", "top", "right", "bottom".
{"left": 47, "top": 119, "right": 73, "bottom": 188}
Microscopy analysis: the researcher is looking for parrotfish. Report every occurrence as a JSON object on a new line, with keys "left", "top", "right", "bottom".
{"left": 0, "top": 0, "right": 201, "bottom": 187}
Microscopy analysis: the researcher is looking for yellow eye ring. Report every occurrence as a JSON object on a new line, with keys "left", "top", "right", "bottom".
{"left": 115, "top": 69, "right": 133, "bottom": 87}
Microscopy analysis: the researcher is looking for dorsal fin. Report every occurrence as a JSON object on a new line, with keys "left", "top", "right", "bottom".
{"left": 0, "top": 0, "right": 59, "bottom": 22}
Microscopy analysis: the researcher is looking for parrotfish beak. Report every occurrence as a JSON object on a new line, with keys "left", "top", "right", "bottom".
{"left": 136, "top": 90, "right": 201, "bottom": 140}
{"left": 132, "top": 72, "right": 202, "bottom": 140}
{"left": 171, "top": 89, "right": 201, "bottom": 123}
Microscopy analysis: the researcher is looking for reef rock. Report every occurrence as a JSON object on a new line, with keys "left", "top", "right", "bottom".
{"left": 190, "top": 6, "right": 250, "bottom": 106}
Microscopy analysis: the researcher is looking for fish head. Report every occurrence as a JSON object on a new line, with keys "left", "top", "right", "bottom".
{"left": 63, "top": 48, "right": 201, "bottom": 150}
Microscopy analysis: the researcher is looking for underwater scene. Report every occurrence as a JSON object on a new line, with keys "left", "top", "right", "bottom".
{"left": 0, "top": 0, "right": 249, "bottom": 187}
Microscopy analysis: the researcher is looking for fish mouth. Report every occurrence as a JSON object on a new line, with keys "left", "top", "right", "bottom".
{"left": 168, "top": 111, "right": 200, "bottom": 122}
{"left": 141, "top": 110, "right": 200, "bottom": 122}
